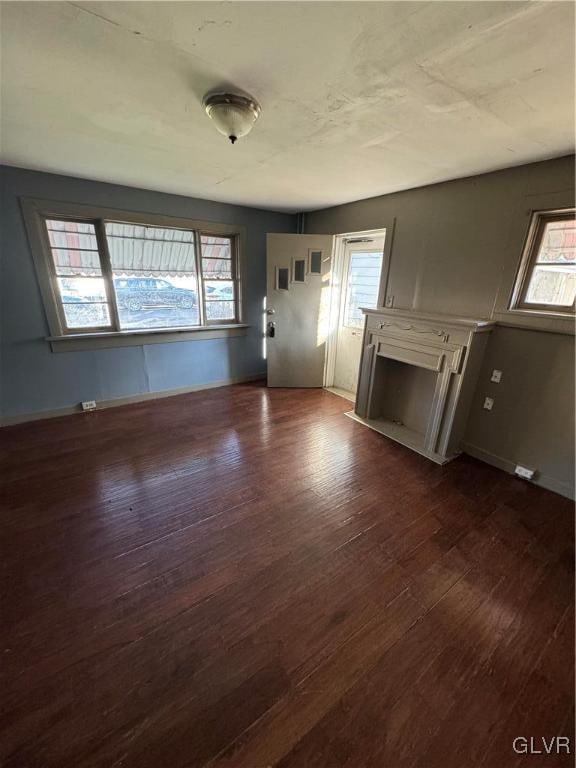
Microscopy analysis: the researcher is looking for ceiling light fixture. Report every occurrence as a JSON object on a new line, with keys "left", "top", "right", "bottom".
{"left": 203, "top": 91, "right": 261, "bottom": 144}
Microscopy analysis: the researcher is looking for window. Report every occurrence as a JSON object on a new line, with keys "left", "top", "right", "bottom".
{"left": 106, "top": 222, "right": 200, "bottom": 330}
{"left": 201, "top": 234, "right": 237, "bottom": 322}
{"left": 45, "top": 219, "right": 112, "bottom": 330}
{"left": 29, "top": 206, "right": 242, "bottom": 338}
{"left": 276, "top": 267, "right": 289, "bottom": 291}
{"left": 511, "top": 208, "right": 576, "bottom": 314}
{"left": 343, "top": 250, "right": 383, "bottom": 329}
{"left": 309, "top": 250, "right": 322, "bottom": 275}
{"left": 293, "top": 258, "right": 306, "bottom": 283}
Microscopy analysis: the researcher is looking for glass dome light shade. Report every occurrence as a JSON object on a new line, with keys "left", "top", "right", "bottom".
{"left": 203, "top": 92, "right": 261, "bottom": 143}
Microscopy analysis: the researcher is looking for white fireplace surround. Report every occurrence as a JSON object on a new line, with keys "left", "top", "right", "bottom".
{"left": 349, "top": 308, "right": 494, "bottom": 464}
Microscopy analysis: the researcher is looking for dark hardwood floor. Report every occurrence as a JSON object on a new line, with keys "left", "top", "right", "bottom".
{"left": 1, "top": 383, "right": 573, "bottom": 767}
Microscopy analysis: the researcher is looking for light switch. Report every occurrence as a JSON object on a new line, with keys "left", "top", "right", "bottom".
{"left": 385, "top": 295, "right": 394, "bottom": 308}
{"left": 491, "top": 369, "right": 502, "bottom": 383}
{"left": 483, "top": 397, "right": 494, "bottom": 411}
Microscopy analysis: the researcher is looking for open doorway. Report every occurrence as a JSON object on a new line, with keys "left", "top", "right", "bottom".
{"left": 324, "top": 228, "right": 390, "bottom": 401}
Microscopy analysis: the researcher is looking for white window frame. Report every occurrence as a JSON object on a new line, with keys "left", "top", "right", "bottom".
{"left": 21, "top": 197, "right": 248, "bottom": 351}
{"left": 341, "top": 243, "right": 385, "bottom": 330}
{"left": 509, "top": 207, "right": 576, "bottom": 315}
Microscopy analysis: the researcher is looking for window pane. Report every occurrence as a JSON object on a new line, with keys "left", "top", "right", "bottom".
{"left": 200, "top": 235, "right": 232, "bottom": 260}
{"left": 201, "top": 257, "right": 232, "bottom": 279}
{"left": 57, "top": 277, "right": 111, "bottom": 328}
{"left": 310, "top": 251, "right": 322, "bottom": 274}
{"left": 204, "top": 280, "right": 234, "bottom": 301}
{"left": 46, "top": 222, "right": 97, "bottom": 257}
{"left": 201, "top": 235, "right": 234, "bottom": 293}
{"left": 201, "top": 234, "right": 237, "bottom": 322}
{"left": 204, "top": 279, "right": 235, "bottom": 320}
{"left": 536, "top": 219, "right": 576, "bottom": 264}
{"left": 46, "top": 220, "right": 96, "bottom": 235}
{"left": 525, "top": 265, "right": 576, "bottom": 306}
{"left": 51, "top": 248, "right": 102, "bottom": 276}
{"left": 293, "top": 259, "right": 306, "bottom": 282}
{"left": 57, "top": 276, "right": 107, "bottom": 302}
{"left": 46, "top": 220, "right": 102, "bottom": 277}
{"left": 105, "top": 222, "right": 199, "bottom": 330}
{"left": 48, "top": 231, "right": 98, "bottom": 251}
{"left": 45, "top": 219, "right": 111, "bottom": 329}
{"left": 344, "top": 251, "right": 383, "bottom": 328}
{"left": 277, "top": 267, "right": 289, "bottom": 291}
{"left": 205, "top": 300, "right": 235, "bottom": 321}
{"left": 62, "top": 302, "right": 111, "bottom": 329}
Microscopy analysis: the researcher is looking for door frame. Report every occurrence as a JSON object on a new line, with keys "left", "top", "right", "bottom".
{"left": 323, "top": 225, "right": 394, "bottom": 389}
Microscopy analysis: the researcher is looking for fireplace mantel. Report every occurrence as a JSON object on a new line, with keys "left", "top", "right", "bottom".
{"left": 358, "top": 307, "right": 494, "bottom": 332}
{"left": 349, "top": 308, "right": 494, "bottom": 464}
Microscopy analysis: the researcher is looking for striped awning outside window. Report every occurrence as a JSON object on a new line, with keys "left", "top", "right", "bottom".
{"left": 46, "top": 220, "right": 101, "bottom": 276}
{"left": 106, "top": 223, "right": 197, "bottom": 276}
{"left": 46, "top": 220, "right": 232, "bottom": 277}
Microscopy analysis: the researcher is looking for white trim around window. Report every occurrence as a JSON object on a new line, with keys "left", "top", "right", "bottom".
{"left": 21, "top": 197, "right": 248, "bottom": 350}
{"left": 509, "top": 208, "right": 575, "bottom": 314}
{"left": 493, "top": 191, "right": 576, "bottom": 336}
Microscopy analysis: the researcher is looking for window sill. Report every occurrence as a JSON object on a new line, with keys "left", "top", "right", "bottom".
{"left": 47, "top": 324, "right": 249, "bottom": 352}
{"left": 493, "top": 309, "right": 575, "bottom": 336}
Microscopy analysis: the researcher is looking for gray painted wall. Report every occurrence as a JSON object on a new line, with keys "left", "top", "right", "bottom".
{"left": 2, "top": 160, "right": 574, "bottom": 497}
{"left": 0, "top": 166, "right": 295, "bottom": 420}
{"left": 465, "top": 326, "right": 574, "bottom": 498}
{"left": 305, "top": 156, "right": 575, "bottom": 498}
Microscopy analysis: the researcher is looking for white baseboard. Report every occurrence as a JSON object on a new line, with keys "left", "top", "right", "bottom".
{"left": 462, "top": 442, "right": 575, "bottom": 501}
{"left": 1, "top": 374, "right": 266, "bottom": 427}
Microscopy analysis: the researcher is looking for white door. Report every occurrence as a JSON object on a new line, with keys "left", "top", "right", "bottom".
{"left": 266, "top": 233, "right": 334, "bottom": 387}
{"left": 333, "top": 237, "right": 386, "bottom": 394}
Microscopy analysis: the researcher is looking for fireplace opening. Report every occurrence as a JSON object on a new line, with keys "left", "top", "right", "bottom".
{"left": 368, "top": 356, "right": 438, "bottom": 448}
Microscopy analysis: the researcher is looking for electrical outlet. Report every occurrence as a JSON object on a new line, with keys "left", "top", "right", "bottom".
{"left": 81, "top": 400, "right": 97, "bottom": 411}
{"left": 491, "top": 369, "right": 502, "bottom": 383}
{"left": 515, "top": 465, "right": 535, "bottom": 481}
{"left": 385, "top": 295, "right": 394, "bottom": 308}
{"left": 483, "top": 397, "right": 494, "bottom": 411}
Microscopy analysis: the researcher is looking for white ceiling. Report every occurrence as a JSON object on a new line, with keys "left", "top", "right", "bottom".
{"left": 1, "top": 1, "right": 574, "bottom": 212}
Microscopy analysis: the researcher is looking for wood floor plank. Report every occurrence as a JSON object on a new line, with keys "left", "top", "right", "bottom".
{"left": 1, "top": 383, "right": 573, "bottom": 768}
